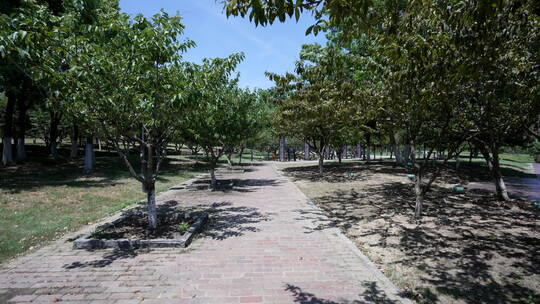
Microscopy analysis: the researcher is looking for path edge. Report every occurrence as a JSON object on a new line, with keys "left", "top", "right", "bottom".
{"left": 272, "top": 163, "right": 414, "bottom": 304}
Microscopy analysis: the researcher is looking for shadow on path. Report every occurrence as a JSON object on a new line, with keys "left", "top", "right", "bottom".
{"left": 285, "top": 282, "right": 401, "bottom": 304}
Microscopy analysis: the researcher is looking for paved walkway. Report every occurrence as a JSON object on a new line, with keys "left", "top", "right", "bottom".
{"left": 468, "top": 163, "right": 540, "bottom": 201}
{"left": 0, "top": 163, "right": 410, "bottom": 304}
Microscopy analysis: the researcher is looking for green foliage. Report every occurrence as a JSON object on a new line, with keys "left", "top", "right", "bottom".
{"left": 178, "top": 221, "right": 190, "bottom": 233}
{"left": 269, "top": 43, "right": 367, "bottom": 156}
{"left": 529, "top": 142, "right": 540, "bottom": 163}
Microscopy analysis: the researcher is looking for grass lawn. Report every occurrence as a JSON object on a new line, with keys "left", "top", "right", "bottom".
{"left": 0, "top": 146, "right": 211, "bottom": 263}
{"left": 277, "top": 158, "right": 539, "bottom": 304}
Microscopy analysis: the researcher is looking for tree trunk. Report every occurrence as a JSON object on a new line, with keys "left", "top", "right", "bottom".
{"left": 49, "top": 111, "right": 61, "bottom": 159}
{"left": 250, "top": 148, "right": 254, "bottom": 162}
{"left": 356, "top": 142, "right": 362, "bottom": 159}
{"left": 412, "top": 144, "right": 424, "bottom": 218}
{"left": 70, "top": 125, "right": 79, "bottom": 159}
{"left": 17, "top": 137, "right": 26, "bottom": 160}
{"left": 2, "top": 137, "right": 14, "bottom": 166}
{"left": 238, "top": 147, "right": 244, "bottom": 165}
{"left": 279, "top": 137, "right": 286, "bottom": 162}
{"left": 84, "top": 136, "right": 95, "bottom": 173}
{"left": 50, "top": 142, "right": 58, "bottom": 159}
{"left": 304, "top": 142, "right": 310, "bottom": 160}
{"left": 318, "top": 154, "right": 324, "bottom": 175}
{"left": 145, "top": 181, "right": 157, "bottom": 230}
{"left": 479, "top": 147, "right": 510, "bottom": 201}
{"left": 414, "top": 185, "right": 424, "bottom": 219}
{"left": 226, "top": 151, "right": 233, "bottom": 166}
{"left": 210, "top": 166, "right": 217, "bottom": 188}
{"left": 337, "top": 148, "right": 342, "bottom": 164}
{"left": 16, "top": 102, "right": 28, "bottom": 161}
{"left": 2, "top": 96, "right": 15, "bottom": 166}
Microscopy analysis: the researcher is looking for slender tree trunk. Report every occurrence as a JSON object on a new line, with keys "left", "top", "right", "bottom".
{"left": 414, "top": 179, "right": 424, "bottom": 219}
{"left": 337, "top": 147, "right": 342, "bottom": 164}
{"left": 411, "top": 143, "right": 424, "bottom": 218}
{"left": 146, "top": 181, "right": 157, "bottom": 229}
{"left": 17, "top": 137, "right": 26, "bottom": 160}
{"left": 16, "top": 102, "right": 28, "bottom": 161}
{"left": 2, "top": 96, "right": 15, "bottom": 166}
{"left": 250, "top": 148, "right": 254, "bottom": 162}
{"left": 84, "top": 136, "right": 95, "bottom": 173}
{"left": 70, "top": 124, "right": 79, "bottom": 159}
{"left": 145, "top": 144, "right": 157, "bottom": 229}
{"left": 210, "top": 166, "right": 217, "bottom": 188}
{"left": 238, "top": 147, "right": 244, "bottom": 165}
{"left": 279, "top": 137, "right": 286, "bottom": 162}
{"left": 2, "top": 137, "right": 14, "bottom": 166}
{"left": 480, "top": 147, "right": 510, "bottom": 201}
{"left": 318, "top": 153, "right": 324, "bottom": 175}
{"left": 304, "top": 142, "right": 310, "bottom": 160}
{"left": 356, "top": 142, "right": 362, "bottom": 159}
{"left": 226, "top": 151, "right": 233, "bottom": 166}
{"left": 49, "top": 111, "right": 61, "bottom": 159}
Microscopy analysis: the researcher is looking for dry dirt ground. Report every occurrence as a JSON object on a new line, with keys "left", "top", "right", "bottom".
{"left": 277, "top": 160, "right": 540, "bottom": 304}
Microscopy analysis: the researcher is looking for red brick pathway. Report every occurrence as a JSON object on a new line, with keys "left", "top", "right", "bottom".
{"left": 0, "top": 163, "right": 411, "bottom": 304}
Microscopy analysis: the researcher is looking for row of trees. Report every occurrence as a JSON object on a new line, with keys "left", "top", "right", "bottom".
{"left": 224, "top": 0, "right": 540, "bottom": 218}
{"left": 1, "top": 0, "right": 271, "bottom": 228}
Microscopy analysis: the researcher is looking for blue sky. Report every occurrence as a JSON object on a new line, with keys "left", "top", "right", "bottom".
{"left": 118, "top": 0, "right": 326, "bottom": 89}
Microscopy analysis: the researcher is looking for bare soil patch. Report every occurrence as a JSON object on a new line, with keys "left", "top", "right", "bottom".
{"left": 279, "top": 161, "right": 540, "bottom": 304}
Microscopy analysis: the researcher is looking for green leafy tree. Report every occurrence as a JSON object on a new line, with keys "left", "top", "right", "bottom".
{"left": 270, "top": 43, "right": 365, "bottom": 174}
{"left": 73, "top": 11, "right": 194, "bottom": 229}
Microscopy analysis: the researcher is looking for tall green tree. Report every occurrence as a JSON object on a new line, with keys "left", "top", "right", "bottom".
{"left": 74, "top": 11, "right": 194, "bottom": 229}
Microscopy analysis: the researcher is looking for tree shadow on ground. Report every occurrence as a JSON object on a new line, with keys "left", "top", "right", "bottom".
{"left": 115, "top": 200, "right": 271, "bottom": 241}
{"left": 289, "top": 168, "right": 540, "bottom": 303}
{"left": 188, "top": 178, "right": 282, "bottom": 193}
{"left": 194, "top": 201, "right": 272, "bottom": 240}
{"left": 282, "top": 162, "right": 407, "bottom": 184}
{"left": 282, "top": 161, "right": 536, "bottom": 185}
{"left": 285, "top": 282, "right": 401, "bottom": 304}
{"left": 0, "top": 150, "right": 212, "bottom": 194}
{"left": 62, "top": 249, "right": 139, "bottom": 269}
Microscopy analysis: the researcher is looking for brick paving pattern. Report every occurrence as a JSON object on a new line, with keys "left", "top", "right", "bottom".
{"left": 0, "top": 163, "right": 411, "bottom": 304}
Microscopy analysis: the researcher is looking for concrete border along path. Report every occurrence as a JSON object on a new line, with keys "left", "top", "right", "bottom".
{"left": 0, "top": 163, "right": 411, "bottom": 304}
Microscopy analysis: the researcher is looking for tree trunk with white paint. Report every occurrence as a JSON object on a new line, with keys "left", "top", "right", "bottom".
{"left": 2, "top": 137, "right": 14, "bottom": 166}
{"left": 145, "top": 181, "right": 157, "bottom": 229}
{"left": 279, "top": 137, "right": 286, "bottom": 162}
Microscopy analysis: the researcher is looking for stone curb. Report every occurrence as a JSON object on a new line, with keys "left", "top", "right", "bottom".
{"left": 73, "top": 213, "right": 208, "bottom": 250}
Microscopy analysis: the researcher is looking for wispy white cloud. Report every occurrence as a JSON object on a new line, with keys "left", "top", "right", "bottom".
{"left": 191, "top": 0, "right": 284, "bottom": 59}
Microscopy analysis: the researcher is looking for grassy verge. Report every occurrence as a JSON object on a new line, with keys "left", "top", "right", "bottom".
{"left": 0, "top": 148, "right": 209, "bottom": 263}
